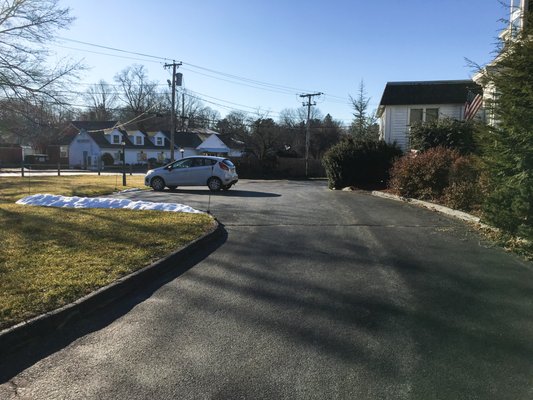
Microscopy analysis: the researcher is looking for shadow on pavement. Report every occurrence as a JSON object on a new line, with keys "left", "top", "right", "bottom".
{"left": 0, "top": 225, "right": 228, "bottom": 383}
{"left": 167, "top": 189, "right": 281, "bottom": 198}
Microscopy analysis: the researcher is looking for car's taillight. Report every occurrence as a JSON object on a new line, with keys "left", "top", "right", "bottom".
{"left": 219, "top": 161, "right": 229, "bottom": 171}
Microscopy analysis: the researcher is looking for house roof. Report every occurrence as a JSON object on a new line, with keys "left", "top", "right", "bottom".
{"left": 159, "top": 130, "right": 205, "bottom": 148}
{"left": 87, "top": 130, "right": 165, "bottom": 150}
{"left": 87, "top": 131, "right": 131, "bottom": 149}
{"left": 70, "top": 121, "right": 118, "bottom": 132}
{"left": 378, "top": 80, "right": 482, "bottom": 110}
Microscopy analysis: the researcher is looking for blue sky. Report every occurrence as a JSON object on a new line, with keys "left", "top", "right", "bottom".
{"left": 54, "top": 0, "right": 508, "bottom": 125}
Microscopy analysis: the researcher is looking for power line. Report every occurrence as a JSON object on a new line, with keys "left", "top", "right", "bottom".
{"left": 56, "top": 37, "right": 350, "bottom": 102}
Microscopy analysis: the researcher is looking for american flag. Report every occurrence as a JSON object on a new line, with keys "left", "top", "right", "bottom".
{"left": 464, "top": 91, "right": 483, "bottom": 120}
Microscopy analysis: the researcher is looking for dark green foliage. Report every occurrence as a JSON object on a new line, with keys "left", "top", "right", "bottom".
{"left": 389, "top": 147, "right": 484, "bottom": 211}
{"left": 477, "top": 15, "right": 533, "bottom": 238}
{"left": 322, "top": 137, "right": 402, "bottom": 189}
{"left": 409, "top": 118, "right": 477, "bottom": 154}
{"left": 349, "top": 81, "right": 379, "bottom": 141}
{"left": 101, "top": 152, "right": 114, "bottom": 166}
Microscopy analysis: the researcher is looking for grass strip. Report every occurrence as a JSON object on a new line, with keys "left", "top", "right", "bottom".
{"left": 0, "top": 174, "right": 146, "bottom": 204}
{"left": 0, "top": 175, "right": 214, "bottom": 330}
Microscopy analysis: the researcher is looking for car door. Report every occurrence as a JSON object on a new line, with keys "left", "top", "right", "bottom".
{"left": 188, "top": 158, "right": 215, "bottom": 185}
{"left": 165, "top": 158, "right": 194, "bottom": 186}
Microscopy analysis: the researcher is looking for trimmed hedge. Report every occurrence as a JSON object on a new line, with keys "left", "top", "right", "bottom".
{"left": 322, "top": 137, "right": 402, "bottom": 189}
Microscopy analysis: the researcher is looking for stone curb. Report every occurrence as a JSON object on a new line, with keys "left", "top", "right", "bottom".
{"left": 370, "top": 191, "right": 483, "bottom": 224}
{"left": 0, "top": 219, "right": 223, "bottom": 356}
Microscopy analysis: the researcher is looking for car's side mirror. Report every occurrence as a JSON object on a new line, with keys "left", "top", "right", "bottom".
{"left": 165, "top": 165, "right": 172, "bottom": 170}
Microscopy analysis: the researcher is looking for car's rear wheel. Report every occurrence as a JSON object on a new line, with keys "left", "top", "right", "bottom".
{"left": 207, "top": 177, "right": 222, "bottom": 192}
{"left": 167, "top": 186, "right": 177, "bottom": 191}
{"left": 221, "top": 184, "right": 232, "bottom": 191}
{"left": 151, "top": 177, "right": 165, "bottom": 191}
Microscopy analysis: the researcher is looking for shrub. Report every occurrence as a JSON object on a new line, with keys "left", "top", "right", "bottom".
{"left": 389, "top": 147, "right": 484, "bottom": 212}
{"left": 441, "top": 157, "right": 485, "bottom": 212}
{"left": 409, "top": 118, "right": 477, "bottom": 154}
{"left": 389, "top": 147, "right": 457, "bottom": 200}
{"left": 101, "top": 152, "right": 114, "bottom": 166}
{"left": 322, "top": 137, "right": 402, "bottom": 189}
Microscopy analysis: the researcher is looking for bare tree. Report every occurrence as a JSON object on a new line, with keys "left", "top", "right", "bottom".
{"left": 114, "top": 64, "right": 159, "bottom": 119}
{"left": 83, "top": 80, "right": 118, "bottom": 120}
{"left": 0, "top": 0, "right": 81, "bottom": 102}
{"left": 0, "top": 98, "right": 73, "bottom": 149}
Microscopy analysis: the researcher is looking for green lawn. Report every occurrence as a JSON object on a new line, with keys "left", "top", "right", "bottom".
{"left": 0, "top": 175, "right": 214, "bottom": 330}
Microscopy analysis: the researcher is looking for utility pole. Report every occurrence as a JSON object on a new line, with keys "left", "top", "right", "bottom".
{"left": 164, "top": 61, "right": 182, "bottom": 162}
{"left": 300, "top": 92, "right": 322, "bottom": 177}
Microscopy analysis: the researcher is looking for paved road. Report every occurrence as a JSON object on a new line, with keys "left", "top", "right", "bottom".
{"left": 1, "top": 180, "right": 532, "bottom": 399}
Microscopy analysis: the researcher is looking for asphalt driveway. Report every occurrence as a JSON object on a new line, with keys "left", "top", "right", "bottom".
{"left": 1, "top": 179, "right": 532, "bottom": 399}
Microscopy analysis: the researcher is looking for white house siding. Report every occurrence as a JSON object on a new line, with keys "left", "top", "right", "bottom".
{"left": 382, "top": 104, "right": 464, "bottom": 151}
{"left": 389, "top": 106, "right": 410, "bottom": 150}
{"left": 69, "top": 132, "right": 100, "bottom": 169}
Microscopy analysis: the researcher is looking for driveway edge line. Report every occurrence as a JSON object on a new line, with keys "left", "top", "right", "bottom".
{"left": 0, "top": 219, "right": 222, "bottom": 356}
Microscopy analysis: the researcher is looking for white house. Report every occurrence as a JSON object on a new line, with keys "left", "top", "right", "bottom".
{"left": 376, "top": 80, "right": 483, "bottom": 150}
{"left": 473, "top": 0, "right": 531, "bottom": 126}
{"left": 62, "top": 121, "right": 243, "bottom": 169}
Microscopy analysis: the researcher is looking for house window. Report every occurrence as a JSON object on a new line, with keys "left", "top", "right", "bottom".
{"left": 426, "top": 108, "right": 439, "bottom": 122}
{"left": 409, "top": 107, "right": 439, "bottom": 125}
{"left": 113, "top": 135, "right": 120, "bottom": 144}
{"left": 410, "top": 109, "right": 423, "bottom": 124}
{"left": 156, "top": 137, "right": 163, "bottom": 146}
{"left": 60, "top": 146, "right": 69, "bottom": 158}
{"left": 137, "top": 152, "right": 147, "bottom": 162}
{"left": 135, "top": 136, "right": 142, "bottom": 145}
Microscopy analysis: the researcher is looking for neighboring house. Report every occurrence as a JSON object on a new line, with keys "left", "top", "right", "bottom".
{"left": 473, "top": 0, "right": 531, "bottom": 126}
{"left": 59, "top": 121, "right": 242, "bottom": 169}
{"left": 377, "top": 80, "right": 482, "bottom": 150}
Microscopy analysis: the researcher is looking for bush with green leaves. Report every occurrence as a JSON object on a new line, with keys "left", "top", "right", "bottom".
{"left": 322, "top": 137, "right": 402, "bottom": 189}
{"left": 409, "top": 118, "right": 477, "bottom": 154}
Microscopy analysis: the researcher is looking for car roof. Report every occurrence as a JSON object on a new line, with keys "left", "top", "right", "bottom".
{"left": 185, "top": 155, "right": 225, "bottom": 160}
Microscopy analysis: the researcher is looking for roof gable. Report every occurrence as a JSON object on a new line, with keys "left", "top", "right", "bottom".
{"left": 196, "top": 134, "right": 230, "bottom": 153}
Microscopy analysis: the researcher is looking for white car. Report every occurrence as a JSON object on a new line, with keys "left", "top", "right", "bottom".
{"left": 145, "top": 156, "right": 238, "bottom": 192}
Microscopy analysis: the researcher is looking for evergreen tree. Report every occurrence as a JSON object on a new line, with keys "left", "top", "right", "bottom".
{"left": 477, "top": 15, "right": 533, "bottom": 238}
{"left": 349, "top": 80, "right": 378, "bottom": 141}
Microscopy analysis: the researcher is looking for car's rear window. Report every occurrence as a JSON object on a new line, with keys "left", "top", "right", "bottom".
{"left": 222, "top": 159, "right": 235, "bottom": 168}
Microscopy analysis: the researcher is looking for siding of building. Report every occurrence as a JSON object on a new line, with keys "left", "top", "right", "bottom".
{"left": 381, "top": 104, "right": 464, "bottom": 150}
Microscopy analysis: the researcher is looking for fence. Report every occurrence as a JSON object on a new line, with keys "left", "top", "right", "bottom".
{"left": 1, "top": 157, "right": 326, "bottom": 179}
{"left": 0, "top": 163, "right": 150, "bottom": 177}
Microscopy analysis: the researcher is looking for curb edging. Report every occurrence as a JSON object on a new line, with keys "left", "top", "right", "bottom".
{"left": 370, "top": 190, "right": 483, "bottom": 224}
{"left": 0, "top": 219, "right": 223, "bottom": 356}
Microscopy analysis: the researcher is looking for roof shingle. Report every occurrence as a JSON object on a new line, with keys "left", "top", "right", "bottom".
{"left": 379, "top": 80, "right": 482, "bottom": 107}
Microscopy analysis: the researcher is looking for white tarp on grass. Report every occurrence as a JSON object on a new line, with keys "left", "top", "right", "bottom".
{"left": 16, "top": 194, "right": 203, "bottom": 214}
